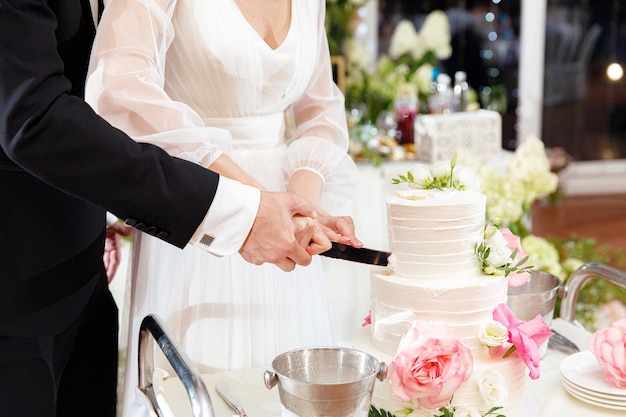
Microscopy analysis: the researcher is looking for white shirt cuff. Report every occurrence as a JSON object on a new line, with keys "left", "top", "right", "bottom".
{"left": 190, "top": 176, "right": 260, "bottom": 256}
{"left": 106, "top": 212, "right": 119, "bottom": 226}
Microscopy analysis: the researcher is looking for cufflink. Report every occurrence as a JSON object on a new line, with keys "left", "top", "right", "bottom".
{"left": 199, "top": 234, "right": 215, "bottom": 247}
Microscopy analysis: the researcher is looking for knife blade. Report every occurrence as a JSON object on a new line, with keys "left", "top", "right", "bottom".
{"left": 320, "top": 242, "right": 390, "bottom": 266}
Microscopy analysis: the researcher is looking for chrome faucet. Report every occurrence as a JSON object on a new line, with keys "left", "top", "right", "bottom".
{"left": 559, "top": 262, "right": 626, "bottom": 323}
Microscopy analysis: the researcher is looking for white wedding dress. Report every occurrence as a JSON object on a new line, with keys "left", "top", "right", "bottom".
{"left": 86, "top": 0, "right": 356, "bottom": 415}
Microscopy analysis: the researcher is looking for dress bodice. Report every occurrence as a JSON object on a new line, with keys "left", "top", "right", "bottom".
{"left": 165, "top": 0, "right": 316, "bottom": 120}
{"left": 86, "top": 0, "right": 356, "bottom": 211}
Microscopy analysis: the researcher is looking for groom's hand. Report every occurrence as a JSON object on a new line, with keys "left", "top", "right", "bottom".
{"left": 239, "top": 191, "right": 317, "bottom": 271}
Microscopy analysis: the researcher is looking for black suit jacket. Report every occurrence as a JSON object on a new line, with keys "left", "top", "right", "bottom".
{"left": 0, "top": 0, "right": 220, "bottom": 331}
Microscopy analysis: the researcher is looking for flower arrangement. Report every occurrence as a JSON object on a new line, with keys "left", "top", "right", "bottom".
{"left": 373, "top": 304, "right": 551, "bottom": 417}
{"left": 476, "top": 225, "right": 532, "bottom": 286}
{"left": 458, "top": 135, "right": 559, "bottom": 237}
{"left": 392, "top": 154, "right": 480, "bottom": 192}
{"left": 369, "top": 305, "right": 551, "bottom": 417}
{"left": 345, "top": 11, "right": 452, "bottom": 122}
{"left": 458, "top": 137, "right": 626, "bottom": 329}
{"left": 484, "top": 304, "right": 553, "bottom": 380}
{"left": 589, "top": 318, "right": 626, "bottom": 388}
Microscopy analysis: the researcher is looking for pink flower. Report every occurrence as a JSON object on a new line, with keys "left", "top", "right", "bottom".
{"left": 388, "top": 321, "right": 473, "bottom": 410}
{"left": 589, "top": 318, "right": 626, "bottom": 388}
{"left": 499, "top": 228, "right": 531, "bottom": 287}
{"left": 492, "top": 303, "right": 553, "bottom": 380}
{"left": 362, "top": 310, "right": 372, "bottom": 327}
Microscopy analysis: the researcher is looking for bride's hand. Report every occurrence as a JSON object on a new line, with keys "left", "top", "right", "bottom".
{"left": 316, "top": 211, "right": 363, "bottom": 248}
{"left": 292, "top": 216, "right": 332, "bottom": 256}
{"left": 286, "top": 169, "right": 362, "bottom": 248}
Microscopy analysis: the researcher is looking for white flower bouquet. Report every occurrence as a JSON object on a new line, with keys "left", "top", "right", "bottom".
{"left": 345, "top": 11, "right": 452, "bottom": 122}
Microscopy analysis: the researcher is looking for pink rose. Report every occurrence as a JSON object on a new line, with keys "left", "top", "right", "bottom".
{"left": 589, "top": 318, "right": 626, "bottom": 388}
{"left": 499, "top": 228, "right": 531, "bottom": 287}
{"left": 362, "top": 310, "right": 372, "bottom": 327}
{"left": 492, "top": 303, "right": 553, "bottom": 380}
{"left": 388, "top": 321, "right": 473, "bottom": 410}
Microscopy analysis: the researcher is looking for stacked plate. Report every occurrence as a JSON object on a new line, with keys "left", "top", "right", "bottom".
{"left": 560, "top": 351, "right": 626, "bottom": 411}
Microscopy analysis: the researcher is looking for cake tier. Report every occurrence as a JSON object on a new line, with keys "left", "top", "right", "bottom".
{"left": 386, "top": 189, "right": 485, "bottom": 278}
{"left": 370, "top": 268, "right": 509, "bottom": 355}
{"left": 354, "top": 327, "right": 527, "bottom": 417}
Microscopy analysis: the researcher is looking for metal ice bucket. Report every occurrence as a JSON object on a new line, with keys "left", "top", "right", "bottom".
{"left": 507, "top": 270, "right": 564, "bottom": 325}
{"left": 264, "top": 347, "right": 387, "bottom": 417}
{"left": 507, "top": 270, "right": 564, "bottom": 356}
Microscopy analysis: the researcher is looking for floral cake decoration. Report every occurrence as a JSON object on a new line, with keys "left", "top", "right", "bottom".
{"left": 369, "top": 308, "right": 552, "bottom": 417}
{"left": 392, "top": 154, "right": 533, "bottom": 286}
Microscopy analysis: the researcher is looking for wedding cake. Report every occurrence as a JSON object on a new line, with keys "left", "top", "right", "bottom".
{"left": 354, "top": 159, "right": 551, "bottom": 417}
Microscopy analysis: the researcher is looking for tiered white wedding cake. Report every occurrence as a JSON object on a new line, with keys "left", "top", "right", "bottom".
{"left": 354, "top": 158, "right": 551, "bottom": 417}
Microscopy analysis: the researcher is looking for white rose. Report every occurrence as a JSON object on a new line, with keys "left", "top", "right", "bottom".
{"left": 430, "top": 161, "right": 452, "bottom": 179}
{"left": 452, "top": 406, "right": 482, "bottom": 417}
{"left": 479, "top": 320, "right": 508, "bottom": 347}
{"left": 408, "top": 164, "right": 431, "bottom": 189}
{"left": 477, "top": 371, "right": 508, "bottom": 406}
{"left": 453, "top": 166, "right": 481, "bottom": 192}
{"left": 484, "top": 229, "right": 513, "bottom": 267}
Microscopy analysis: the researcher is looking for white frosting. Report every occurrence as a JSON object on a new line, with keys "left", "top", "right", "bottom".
{"left": 370, "top": 269, "right": 508, "bottom": 355}
{"left": 354, "top": 188, "right": 528, "bottom": 417}
{"left": 386, "top": 189, "right": 485, "bottom": 278}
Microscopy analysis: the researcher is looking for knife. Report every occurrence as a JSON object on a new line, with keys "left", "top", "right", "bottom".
{"left": 320, "top": 242, "right": 390, "bottom": 266}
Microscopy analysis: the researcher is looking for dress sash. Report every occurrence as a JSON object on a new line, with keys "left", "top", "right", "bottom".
{"left": 203, "top": 113, "right": 285, "bottom": 150}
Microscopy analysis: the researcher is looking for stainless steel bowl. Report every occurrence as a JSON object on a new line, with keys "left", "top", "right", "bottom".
{"left": 264, "top": 347, "right": 387, "bottom": 417}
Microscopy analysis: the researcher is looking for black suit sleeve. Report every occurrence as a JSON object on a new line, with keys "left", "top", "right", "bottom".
{"left": 0, "top": 0, "right": 219, "bottom": 248}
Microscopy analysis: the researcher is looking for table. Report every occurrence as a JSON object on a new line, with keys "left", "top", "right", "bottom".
{"left": 153, "top": 319, "right": 621, "bottom": 417}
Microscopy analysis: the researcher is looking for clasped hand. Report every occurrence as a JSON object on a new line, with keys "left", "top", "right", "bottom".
{"left": 239, "top": 191, "right": 362, "bottom": 272}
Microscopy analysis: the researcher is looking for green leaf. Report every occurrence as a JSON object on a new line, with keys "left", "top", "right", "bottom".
{"left": 369, "top": 405, "right": 397, "bottom": 417}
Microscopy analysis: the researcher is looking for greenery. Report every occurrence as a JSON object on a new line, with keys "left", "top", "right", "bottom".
{"left": 368, "top": 404, "right": 506, "bottom": 417}
{"left": 547, "top": 234, "right": 626, "bottom": 329}
{"left": 391, "top": 154, "right": 470, "bottom": 191}
{"left": 436, "top": 405, "right": 504, "bottom": 417}
{"left": 392, "top": 168, "right": 467, "bottom": 191}
{"left": 344, "top": 11, "right": 452, "bottom": 122}
{"left": 325, "top": 0, "right": 367, "bottom": 55}
{"left": 369, "top": 405, "right": 397, "bottom": 417}
{"left": 476, "top": 242, "right": 532, "bottom": 278}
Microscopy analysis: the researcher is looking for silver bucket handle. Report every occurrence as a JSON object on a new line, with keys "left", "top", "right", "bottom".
{"left": 559, "top": 262, "right": 626, "bottom": 323}
{"left": 138, "top": 314, "right": 215, "bottom": 417}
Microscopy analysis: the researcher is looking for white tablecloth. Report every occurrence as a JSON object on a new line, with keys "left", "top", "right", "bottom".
{"left": 153, "top": 319, "right": 621, "bottom": 417}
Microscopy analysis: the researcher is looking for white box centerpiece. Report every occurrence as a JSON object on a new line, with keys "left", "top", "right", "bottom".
{"left": 415, "top": 109, "right": 502, "bottom": 163}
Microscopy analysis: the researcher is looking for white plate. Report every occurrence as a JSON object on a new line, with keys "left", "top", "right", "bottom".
{"left": 562, "top": 379, "right": 626, "bottom": 406}
{"left": 560, "top": 351, "right": 626, "bottom": 397}
{"left": 562, "top": 382, "right": 626, "bottom": 411}
{"left": 561, "top": 378, "right": 626, "bottom": 402}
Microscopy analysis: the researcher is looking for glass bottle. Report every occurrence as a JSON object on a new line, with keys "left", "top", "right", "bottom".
{"left": 435, "top": 73, "right": 453, "bottom": 114}
{"left": 427, "top": 68, "right": 440, "bottom": 114}
{"left": 394, "top": 90, "right": 418, "bottom": 146}
{"left": 453, "top": 71, "right": 470, "bottom": 113}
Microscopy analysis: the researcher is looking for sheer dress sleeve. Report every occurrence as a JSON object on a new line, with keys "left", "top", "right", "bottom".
{"left": 86, "top": 0, "right": 230, "bottom": 167}
{"left": 285, "top": 2, "right": 358, "bottom": 213}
